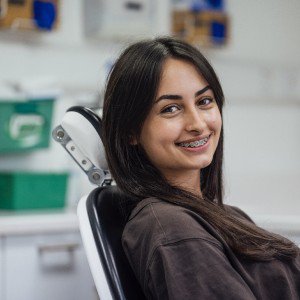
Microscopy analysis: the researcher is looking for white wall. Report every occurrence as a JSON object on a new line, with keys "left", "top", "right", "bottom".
{"left": 0, "top": 0, "right": 299, "bottom": 217}
{"left": 211, "top": 1, "right": 300, "bottom": 218}
{"left": 223, "top": 104, "right": 300, "bottom": 216}
{"left": 213, "top": 0, "right": 300, "bottom": 66}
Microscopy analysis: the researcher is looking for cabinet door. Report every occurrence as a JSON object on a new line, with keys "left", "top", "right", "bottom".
{"left": 0, "top": 237, "right": 3, "bottom": 300}
{"left": 5, "top": 232, "right": 98, "bottom": 300}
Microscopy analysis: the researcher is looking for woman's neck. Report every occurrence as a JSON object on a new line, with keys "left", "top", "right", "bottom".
{"left": 163, "top": 170, "right": 202, "bottom": 197}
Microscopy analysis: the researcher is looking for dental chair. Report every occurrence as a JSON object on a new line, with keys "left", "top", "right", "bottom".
{"left": 52, "top": 107, "right": 146, "bottom": 300}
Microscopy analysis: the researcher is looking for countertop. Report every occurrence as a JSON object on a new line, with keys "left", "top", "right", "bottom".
{"left": 0, "top": 208, "right": 79, "bottom": 236}
{"left": 0, "top": 209, "right": 299, "bottom": 238}
{"left": 253, "top": 215, "right": 300, "bottom": 238}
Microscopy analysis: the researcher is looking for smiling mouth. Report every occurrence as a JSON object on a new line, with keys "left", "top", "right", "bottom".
{"left": 176, "top": 134, "right": 212, "bottom": 148}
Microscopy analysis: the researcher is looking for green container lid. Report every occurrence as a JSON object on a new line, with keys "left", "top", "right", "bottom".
{"left": 0, "top": 99, "right": 54, "bottom": 153}
{"left": 0, "top": 172, "right": 68, "bottom": 210}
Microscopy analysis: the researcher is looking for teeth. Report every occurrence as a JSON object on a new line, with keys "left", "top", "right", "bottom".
{"left": 179, "top": 136, "right": 209, "bottom": 148}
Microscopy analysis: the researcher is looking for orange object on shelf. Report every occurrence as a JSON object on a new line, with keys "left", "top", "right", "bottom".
{"left": 172, "top": 9, "right": 229, "bottom": 47}
{"left": 0, "top": 0, "right": 59, "bottom": 31}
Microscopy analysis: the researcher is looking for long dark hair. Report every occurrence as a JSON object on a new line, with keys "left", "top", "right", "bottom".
{"left": 102, "top": 37, "right": 299, "bottom": 261}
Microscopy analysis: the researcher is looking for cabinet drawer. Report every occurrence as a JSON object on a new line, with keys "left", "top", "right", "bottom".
{"left": 4, "top": 232, "right": 97, "bottom": 300}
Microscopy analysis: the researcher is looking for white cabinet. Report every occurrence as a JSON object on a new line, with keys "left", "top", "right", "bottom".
{"left": 0, "top": 237, "right": 3, "bottom": 300}
{"left": 83, "top": 0, "right": 170, "bottom": 39}
{"left": 2, "top": 231, "right": 98, "bottom": 300}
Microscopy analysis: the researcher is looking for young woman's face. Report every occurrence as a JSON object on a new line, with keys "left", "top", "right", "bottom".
{"left": 137, "top": 58, "right": 222, "bottom": 186}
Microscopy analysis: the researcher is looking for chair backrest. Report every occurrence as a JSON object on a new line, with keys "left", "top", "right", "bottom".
{"left": 53, "top": 106, "right": 146, "bottom": 299}
{"left": 78, "top": 185, "right": 146, "bottom": 300}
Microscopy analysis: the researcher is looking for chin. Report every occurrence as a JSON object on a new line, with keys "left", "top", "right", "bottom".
{"left": 197, "top": 158, "right": 213, "bottom": 169}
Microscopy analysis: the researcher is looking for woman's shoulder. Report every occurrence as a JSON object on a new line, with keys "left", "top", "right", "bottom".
{"left": 122, "top": 198, "right": 254, "bottom": 256}
{"left": 122, "top": 197, "right": 221, "bottom": 249}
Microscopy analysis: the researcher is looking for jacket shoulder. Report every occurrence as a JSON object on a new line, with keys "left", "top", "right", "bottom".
{"left": 122, "top": 198, "right": 221, "bottom": 253}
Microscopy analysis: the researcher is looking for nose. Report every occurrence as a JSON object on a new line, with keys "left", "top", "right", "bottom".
{"left": 184, "top": 107, "right": 206, "bottom": 133}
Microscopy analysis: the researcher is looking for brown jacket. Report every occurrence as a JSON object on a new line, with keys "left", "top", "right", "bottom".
{"left": 122, "top": 198, "right": 300, "bottom": 299}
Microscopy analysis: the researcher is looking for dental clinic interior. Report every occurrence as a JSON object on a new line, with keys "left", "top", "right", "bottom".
{"left": 0, "top": 0, "right": 299, "bottom": 299}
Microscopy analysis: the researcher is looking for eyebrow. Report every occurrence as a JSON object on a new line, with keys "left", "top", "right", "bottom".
{"left": 155, "top": 85, "right": 211, "bottom": 103}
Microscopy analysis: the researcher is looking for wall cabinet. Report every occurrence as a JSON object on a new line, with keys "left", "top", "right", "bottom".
{"left": 0, "top": 231, "right": 98, "bottom": 300}
{"left": 83, "top": 0, "right": 170, "bottom": 40}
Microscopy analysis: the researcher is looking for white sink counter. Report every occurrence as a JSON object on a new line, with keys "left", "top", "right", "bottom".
{"left": 0, "top": 209, "right": 299, "bottom": 240}
{"left": 0, "top": 209, "right": 79, "bottom": 236}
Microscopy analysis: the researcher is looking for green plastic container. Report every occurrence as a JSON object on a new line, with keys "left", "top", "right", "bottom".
{"left": 0, "top": 172, "right": 68, "bottom": 210}
{"left": 0, "top": 98, "right": 54, "bottom": 153}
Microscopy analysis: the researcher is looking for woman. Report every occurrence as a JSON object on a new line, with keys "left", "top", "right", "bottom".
{"left": 102, "top": 37, "right": 300, "bottom": 299}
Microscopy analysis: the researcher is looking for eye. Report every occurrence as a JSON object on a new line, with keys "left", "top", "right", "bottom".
{"left": 161, "top": 105, "right": 180, "bottom": 114}
{"left": 198, "top": 97, "right": 214, "bottom": 106}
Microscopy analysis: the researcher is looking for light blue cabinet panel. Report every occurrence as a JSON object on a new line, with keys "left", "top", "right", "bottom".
{"left": 4, "top": 232, "right": 98, "bottom": 300}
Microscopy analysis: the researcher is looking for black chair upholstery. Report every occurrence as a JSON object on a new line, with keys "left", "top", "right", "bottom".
{"left": 86, "top": 185, "right": 146, "bottom": 300}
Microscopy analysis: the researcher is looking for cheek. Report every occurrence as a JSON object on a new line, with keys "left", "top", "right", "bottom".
{"left": 145, "top": 119, "right": 182, "bottom": 145}
{"left": 208, "top": 109, "right": 222, "bottom": 132}
{"left": 205, "top": 110, "right": 222, "bottom": 152}
{"left": 160, "top": 121, "right": 183, "bottom": 143}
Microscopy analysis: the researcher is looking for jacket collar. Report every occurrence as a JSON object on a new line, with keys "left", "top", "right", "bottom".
{"left": 128, "top": 197, "right": 162, "bottom": 221}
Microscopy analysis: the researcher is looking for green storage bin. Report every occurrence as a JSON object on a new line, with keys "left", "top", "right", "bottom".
{"left": 0, "top": 98, "right": 54, "bottom": 153}
{"left": 0, "top": 172, "right": 68, "bottom": 210}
